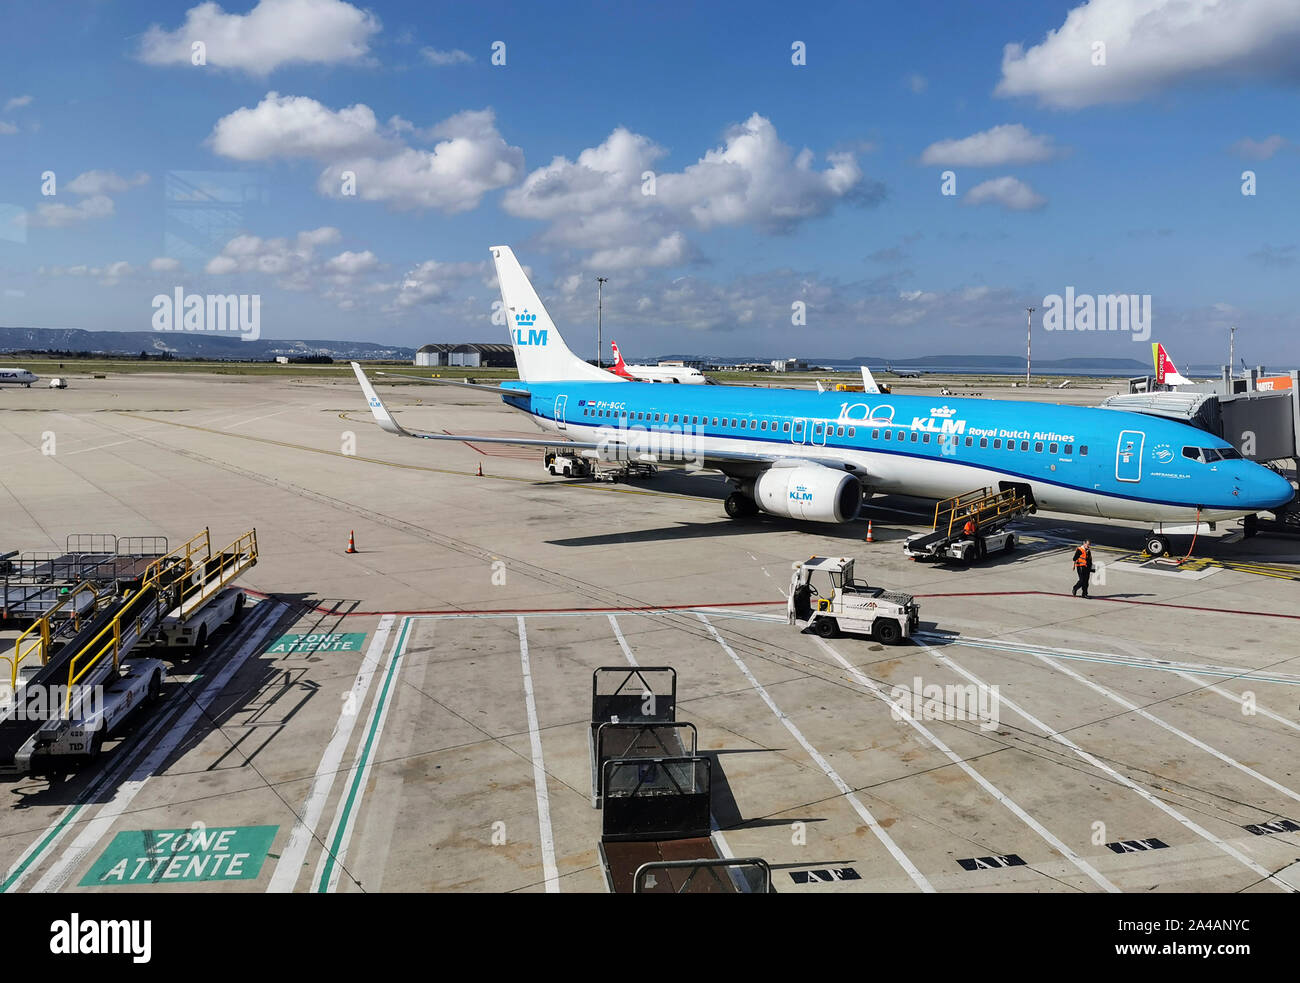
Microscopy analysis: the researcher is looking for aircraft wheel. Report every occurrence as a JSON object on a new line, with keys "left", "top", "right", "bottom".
{"left": 724, "top": 492, "right": 750, "bottom": 519}
{"left": 549, "top": 466, "right": 557, "bottom": 475}
{"left": 563, "top": 465, "right": 572, "bottom": 477}
{"left": 814, "top": 617, "right": 838, "bottom": 638}
{"left": 874, "top": 619, "right": 902, "bottom": 645}
{"left": 1145, "top": 535, "right": 1169, "bottom": 557}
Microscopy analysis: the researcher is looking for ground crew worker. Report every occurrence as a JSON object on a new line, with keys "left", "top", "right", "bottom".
{"left": 1071, "top": 539, "right": 1094, "bottom": 597}
{"left": 963, "top": 517, "right": 984, "bottom": 560}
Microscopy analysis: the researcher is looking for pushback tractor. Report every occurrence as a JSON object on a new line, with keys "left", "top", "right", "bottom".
{"left": 0, "top": 527, "right": 258, "bottom": 776}
{"left": 787, "top": 556, "right": 919, "bottom": 643}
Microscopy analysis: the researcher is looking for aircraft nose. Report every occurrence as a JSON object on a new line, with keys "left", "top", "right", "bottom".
{"left": 1252, "top": 466, "right": 1296, "bottom": 511}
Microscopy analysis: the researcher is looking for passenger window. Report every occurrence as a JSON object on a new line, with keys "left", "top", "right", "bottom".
{"left": 1080, "top": 445, "right": 1088, "bottom": 456}
{"left": 1063, "top": 444, "right": 1072, "bottom": 454}
{"left": 965, "top": 437, "right": 973, "bottom": 447}
{"left": 731, "top": 418, "right": 737, "bottom": 427}
{"left": 979, "top": 438, "right": 988, "bottom": 448}
{"left": 782, "top": 422, "right": 790, "bottom": 432}
{"left": 672, "top": 415, "right": 679, "bottom": 423}
{"left": 911, "top": 432, "right": 918, "bottom": 443}
{"left": 872, "top": 429, "right": 879, "bottom": 439}
{"left": 994, "top": 439, "right": 1001, "bottom": 449}
{"left": 848, "top": 427, "right": 855, "bottom": 437}
{"left": 1034, "top": 442, "right": 1043, "bottom": 453}
{"left": 760, "top": 421, "right": 767, "bottom": 430}
{"left": 922, "top": 434, "right": 931, "bottom": 444}
{"left": 740, "top": 420, "right": 747, "bottom": 429}
{"left": 883, "top": 430, "right": 891, "bottom": 440}
{"left": 794, "top": 422, "right": 802, "bottom": 432}
{"left": 896, "top": 431, "right": 904, "bottom": 441}
{"left": 837, "top": 426, "right": 845, "bottom": 437}
{"left": 1019, "top": 441, "right": 1028, "bottom": 451}
{"left": 711, "top": 417, "right": 718, "bottom": 426}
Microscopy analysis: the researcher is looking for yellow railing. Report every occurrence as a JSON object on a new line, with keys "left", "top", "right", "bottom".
{"left": 171, "top": 528, "right": 257, "bottom": 621}
{"left": 3, "top": 581, "right": 100, "bottom": 691}
{"left": 934, "top": 487, "right": 1029, "bottom": 537}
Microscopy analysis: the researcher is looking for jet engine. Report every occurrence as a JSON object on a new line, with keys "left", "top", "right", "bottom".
{"left": 751, "top": 465, "right": 862, "bottom": 523}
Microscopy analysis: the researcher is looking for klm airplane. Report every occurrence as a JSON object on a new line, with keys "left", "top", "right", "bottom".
{"left": 353, "top": 246, "right": 1294, "bottom": 557}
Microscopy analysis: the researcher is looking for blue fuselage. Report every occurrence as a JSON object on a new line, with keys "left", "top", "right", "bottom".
{"left": 501, "top": 381, "right": 1293, "bottom": 522}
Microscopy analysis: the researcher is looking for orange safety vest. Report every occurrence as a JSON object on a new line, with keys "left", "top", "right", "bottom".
{"left": 963, "top": 520, "right": 976, "bottom": 536}
{"left": 1075, "top": 547, "right": 1090, "bottom": 568}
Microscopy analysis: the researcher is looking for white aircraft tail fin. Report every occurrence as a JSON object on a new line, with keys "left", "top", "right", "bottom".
{"left": 490, "top": 246, "right": 619, "bottom": 383}
{"left": 860, "top": 365, "right": 881, "bottom": 394}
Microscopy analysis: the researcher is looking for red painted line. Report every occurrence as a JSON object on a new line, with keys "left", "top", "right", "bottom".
{"left": 443, "top": 429, "right": 488, "bottom": 455}
{"left": 241, "top": 588, "right": 784, "bottom": 618}
{"left": 913, "top": 590, "right": 1300, "bottom": 622}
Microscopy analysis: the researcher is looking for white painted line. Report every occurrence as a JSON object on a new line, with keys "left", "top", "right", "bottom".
{"left": 917, "top": 640, "right": 1294, "bottom": 892}
{"left": 607, "top": 614, "right": 636, "bottom": 666}
{"left": 267, "top": 614, "right": 396, "bottom": 893}
{"left": 1032, "top": 651, "right": 1300, "bottom": 807}
{"left": 31, "top": 603, "right": 284, "bottom": 892}
{"left": 1173, "top": 671, "right": 1300, "bottom": 733}
{"left": 812, "top": 636, "right": 1118, "bottom": 892}
{"left": 518, "top": 617, "right": 559, "bottom": 892}
{"left": 311, "top": 616, "right": 413, "bottom": 893}
{"left": 697, "top": 615, "right": 934, "bottom": 892}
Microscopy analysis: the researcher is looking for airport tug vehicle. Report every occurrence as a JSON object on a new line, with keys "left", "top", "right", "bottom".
{"left": 787, "top": 556, "right": 919, "bottom": 644}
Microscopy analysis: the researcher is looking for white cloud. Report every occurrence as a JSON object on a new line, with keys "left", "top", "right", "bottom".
{"left": 919, "top": 124, "right": 1060, "bottom": 166}
{"left": 40, "top": 260, "right": 136, "bottom": 285}
{"left": 1231, "top": 135, "right": 1288, "bottom": 159}
{"left": 28, "top": 195, "right": 115, "bottom": 228}
{"left": 996, "top": 0, "right": 1300, "bottom": 108}
{"left": 390, "top": 259, "right": 485, "bottom": 308}
{"left": 204, "top": 226, "right": 342, "bottom": 288}
{"left": 317, "top": 109, "right": 523, "bottom": 212}
{"left": 150, "top": 256, "right": 183, "bottom": 272}
{"left": 963, "top": 176, "right": 1047, "bottom": 211}
{"left": 137, "top": 0, "right": 380, "bottom": 75}
{"left": 421, "top": 47, "right": 472, "bottom": 66}
{"left": 0, "top": 121, "right": 16, "bottom": 135}
{"left": 3, "top": 95, "right": 32, "bottom": 112}
{"left": 209, "top": 92, "right": 392, "bottom": 160}
{"left": 324, "top": 249, "right": 379, "bottom": 276}
{"left": 66, "top": 170, "right": 150, "bottom": 195}
{"left": 503, "top": 113, "right": 876, "bottom": 270}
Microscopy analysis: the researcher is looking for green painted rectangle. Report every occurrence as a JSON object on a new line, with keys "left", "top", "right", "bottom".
{"left": 265, "top": 632, "right": 367, "bottom": 655}
{"left": 79, "top": 825, "right": 278, "bottom": 886}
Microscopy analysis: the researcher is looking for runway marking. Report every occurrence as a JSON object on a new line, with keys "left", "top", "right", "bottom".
{"left": 912, "top": 590, "right": 1300, "bottom": 622}
{"left": 517, "top": 617, "right": 559, "bottom": 893}
{"left": 811, "top": 636, "right": 1119, "bottom": 893}
{"left": 607, "top": 614, "right": 636, "bottom": 666}
{"left": 267, "top": 615, "right": 396, "bottom": 892}
{"left": 26, "top": 603, "right": 284, "bottom": 893}
{"left": 1029, "top": 651, "right": 1300, "bottom": 807}
{"left": 916, "top": 631, "right": 1300, "bottom": 687}
{"left": 916, "top": 640, "right": 1295, "bottom": 892}
{"left": 697, "top": 614, "right": 934, "bottom": 892}
{"left": 1172, "top": 671, "right": 1300, "bottom": 733}
{"left": 312, "top": 616, "right": 413, "bottom": 893}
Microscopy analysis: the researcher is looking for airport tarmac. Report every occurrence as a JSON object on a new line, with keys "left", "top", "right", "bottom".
{"left": 1, "top": 371, "right": 1298, "bottom": 893}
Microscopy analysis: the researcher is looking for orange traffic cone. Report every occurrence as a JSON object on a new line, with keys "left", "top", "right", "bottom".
{"left": 477, "top": 461, "right": 483, "bottom": 477}
{"left": 346, "top": 530, "right": 358, "bottom": 554}
{"left": 865, "top": 520, "right": 874, "bottom": 543}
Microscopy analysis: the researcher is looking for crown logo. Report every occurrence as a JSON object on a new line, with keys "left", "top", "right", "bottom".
{"left": 930, "top": 406, "right": 957, "bottom": 418}
{"left": 515, "top": 310, "right": 537, "bottom": 327}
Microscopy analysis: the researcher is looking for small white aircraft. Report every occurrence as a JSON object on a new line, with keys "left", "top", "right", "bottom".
{"left": 0, "top": 368, "right": 39, "bottom": 388}
{"left": 610, "top": 342, "right": 707, "bottom": 384}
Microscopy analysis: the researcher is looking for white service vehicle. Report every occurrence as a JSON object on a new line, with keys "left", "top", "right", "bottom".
{"left": 48, "top": 377, "right": 67, "bottom": 389}
{"left": 544, "top": 450, "right": 591, "bottom": 478}
{"left": 156, "top": 586, "right": 247, "bottom": 656}
{"left": 787, "top": 556, "right": 919, "bottom": 643}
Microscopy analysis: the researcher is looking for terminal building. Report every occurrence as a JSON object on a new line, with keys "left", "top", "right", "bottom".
{"left": 414, "top": 343, "right": 515, "bottom": 369}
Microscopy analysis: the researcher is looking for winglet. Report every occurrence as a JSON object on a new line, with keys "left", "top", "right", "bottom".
{"left": 351, "top": 362, "right": 411, "bottom": 436}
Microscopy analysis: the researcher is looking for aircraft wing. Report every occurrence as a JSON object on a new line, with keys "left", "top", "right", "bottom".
{"left": 351, "top": 363, "right": 855, "bottom": 473}
{"left": 373, "top": 371, "right": 533, "bottom": 398}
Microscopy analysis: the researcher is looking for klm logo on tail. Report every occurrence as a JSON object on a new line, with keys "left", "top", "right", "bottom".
{"left": 513, "top": 310, "right": 547, "bottom": 346}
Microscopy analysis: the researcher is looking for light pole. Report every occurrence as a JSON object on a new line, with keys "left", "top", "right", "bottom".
{"left": 1025, "top": 307, "right": 1035, "bottom": 384}
{"left": 1229, "top": 325, "right": 1236, "bottom": 378}
{"left": 596, "top": 276, "right": 608, "bottom": 368}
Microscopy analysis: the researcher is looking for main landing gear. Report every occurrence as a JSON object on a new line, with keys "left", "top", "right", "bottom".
{"left": 1144, "top": 533, "right": 1170, "bottom": 558}
{"left": 725, "top": 491, "right": 759, "bottom": 518}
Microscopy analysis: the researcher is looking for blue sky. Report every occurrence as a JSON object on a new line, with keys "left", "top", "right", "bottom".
{"left": 1, "top": 0, "right": 1297, "bottom": 364}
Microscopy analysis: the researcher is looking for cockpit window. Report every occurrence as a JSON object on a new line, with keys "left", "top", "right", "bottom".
{"left": 1217, "top": 447, "right": 1242, "bottom": 459}
{"left": 1181, "top": 446, "right": 1203, "bottom": 462}
{"left": 1184, "top": 446, "right": 1239, "bottom": 463}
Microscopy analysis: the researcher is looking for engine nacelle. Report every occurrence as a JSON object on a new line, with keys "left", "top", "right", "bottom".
{"left": 751, "top": 465, "right": 862, "bottom": 523}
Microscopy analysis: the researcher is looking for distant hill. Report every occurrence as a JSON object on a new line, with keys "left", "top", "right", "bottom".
{"left": 0, "top": 327, "right": 414, "bottom": 360}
